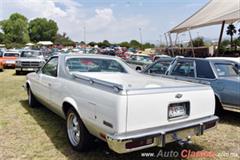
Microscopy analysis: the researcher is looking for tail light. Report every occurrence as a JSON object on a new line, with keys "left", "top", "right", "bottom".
{"left": 125, "top": 138, "right": 153, "bottom": 149}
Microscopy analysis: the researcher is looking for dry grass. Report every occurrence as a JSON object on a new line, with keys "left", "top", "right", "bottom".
{"left": 0, "top": 70, "right": 239, "bottom": 160}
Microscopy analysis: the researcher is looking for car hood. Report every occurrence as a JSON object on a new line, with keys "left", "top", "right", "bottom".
{"left": 17, "top": 57, "right": 45, "bottom": 62}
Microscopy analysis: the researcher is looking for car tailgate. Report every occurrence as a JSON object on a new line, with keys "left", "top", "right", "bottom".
{"left": 126, "top": 85, "right": 215, "bottom": 132}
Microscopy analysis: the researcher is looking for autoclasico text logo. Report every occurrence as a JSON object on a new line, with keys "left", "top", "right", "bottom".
{"left": 141, "top": 149, "right": 239, "bottom": 159}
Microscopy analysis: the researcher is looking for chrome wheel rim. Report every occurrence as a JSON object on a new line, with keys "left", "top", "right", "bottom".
{"left": 67, "top": 112, "right": 80, "bottom": 146}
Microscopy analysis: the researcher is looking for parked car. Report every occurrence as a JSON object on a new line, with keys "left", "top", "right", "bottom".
{"left": 143, "top": 58, "right": 174, "bottom": 75}
{"left": 206, "top": 57, "right": 240, "bottom": 72}
{"left": 24, "top": 54, "right": 218, "bottom": 153}
{"left": 0, "top": 51, "right": 3, "bottom": 71}
{"left": 126, "top": 54, "right": 153, "bottom": 71}
{"left": 153, "top": 54, "right": 171, "bottom": 61}
{"left": 15, "top": 50, "right": 45, "bottom": 75}
{"left": 163, "top": 58, "right": 240, "bottom": 113}
{"left": 1, "top": 51, "right": 20, "bottom": 68}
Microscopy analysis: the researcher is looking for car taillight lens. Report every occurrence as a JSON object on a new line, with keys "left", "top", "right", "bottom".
{"left": 125, "top": 138, "right": 153, "bottom": 149}
{"left": 204, "top": 121, "right": 216, "bottom": 130}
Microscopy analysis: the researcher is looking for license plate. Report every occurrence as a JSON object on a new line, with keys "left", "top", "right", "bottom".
{"left": 23, "top": 68, "right": 35, "bottom": 71}
{"left": 168, "top": 102, "right": 189, "bottom": 119}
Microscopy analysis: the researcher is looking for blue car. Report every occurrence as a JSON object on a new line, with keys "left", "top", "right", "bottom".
{"left": 144, "top": 57, "right": 240, "bottom": 113}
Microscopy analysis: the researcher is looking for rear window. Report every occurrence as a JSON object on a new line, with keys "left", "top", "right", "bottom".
{"left": 214, "top": 63, "right": 238, "bottom": 77}
{"left": 66, "top": 58, "right": 126, "bottom": 73}
{"left": 4, "top": 52, "right": 19, "bottom": 57}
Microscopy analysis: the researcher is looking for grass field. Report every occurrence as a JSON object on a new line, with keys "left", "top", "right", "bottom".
{"left": 0, "top": 69, "right": 239, "bottom": 160}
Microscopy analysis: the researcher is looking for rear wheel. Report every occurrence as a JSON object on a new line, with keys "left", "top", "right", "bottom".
{"left": 27, "top": 86, "right": 39, "bottom": 107}
{"left": 66, "top": 108, "right": 93, "bottom": 152}
{"left": 215, "top": 96, "right": 223, "bottom": 115}
{"left": 16, "top": 70, "right": 20, "bottom": 75}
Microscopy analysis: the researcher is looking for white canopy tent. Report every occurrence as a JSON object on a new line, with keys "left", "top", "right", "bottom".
{"left": 26, "top": 42, "right": 35, "bottom": 46}
{"left": 37, "top": 41, "right": 53, "bottom": 46}
{"left": 170, "top": 0, "right": 240, "bottom": 33}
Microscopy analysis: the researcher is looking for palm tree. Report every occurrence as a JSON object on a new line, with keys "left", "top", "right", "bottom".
{"left": 238, "top": 28, "right": 240, "bottom": 40}
{"left": 226, "top": 24, "right": 236, "bottom": 49}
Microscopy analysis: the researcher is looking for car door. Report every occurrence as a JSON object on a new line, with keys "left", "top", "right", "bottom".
{"left": 36, "top": 57, "right": 58, "bottom": 108}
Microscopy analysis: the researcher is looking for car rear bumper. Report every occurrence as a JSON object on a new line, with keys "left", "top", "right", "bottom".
{"left": 106, "top": 116, "right": 218, "bottom": 153}
{"left": 3, "top": 63, "right": 16, "bottom": 68}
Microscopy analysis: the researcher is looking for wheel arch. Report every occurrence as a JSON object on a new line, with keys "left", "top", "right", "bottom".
{"left": 215, "top": 93, "right": 223, "bottom": 109}
{"left": 62, "top": 97, "right": 81, "bottom": 119}
{"left": 135, "top": 66, "right": 142, "bottom": 70}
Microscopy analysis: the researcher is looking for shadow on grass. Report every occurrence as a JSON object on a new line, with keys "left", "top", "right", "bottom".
{"left": 218, "top": 110, "right": 240, "bottom": 127}
{"left": 21, "top": 99, "right": 231, "bottom": 160}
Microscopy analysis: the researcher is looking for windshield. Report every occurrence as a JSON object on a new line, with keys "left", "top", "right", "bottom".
{"left": 214, "top": 63, "right": 239, "bottom": 77}
{"left": 21, "top": 51, "right": 42, "bottom": 57}
{"left": 66, "top": 58, "right": 126, "bottom": 73}
{"left": 4, "top": 52, "right": 19, "bottom": 57}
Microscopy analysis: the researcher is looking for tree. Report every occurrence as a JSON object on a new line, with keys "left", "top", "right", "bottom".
{"left": 88, "top": 41, "right": 97, "bottom": 47}
{"left": 238, "top": 28, "right": 240, "bottom": 40}
{"left": 143, "top": 42, "right": 155, "bottom": 49}
{"left": 0, "top": 32, "right": 4, "bottom": 43}
{"left": 0, "top": 13, "right": 29, "bottom": 44}
{"left": 226, "top": 24, "right": 236, "bottom": 49}
{"left": 119, "top": 41, "right": 130, "bottom": 48}
{"left": 28, "top": 18, "right": 58, "bottom": 42}
{"left": 54, "top": 33, "right": 75, "bottom": 46}
{"left": 129, "top": 40, "right": 141, "bottom": 49}
{"left": 190, "top": 37, "right": 205, "bottom": 47}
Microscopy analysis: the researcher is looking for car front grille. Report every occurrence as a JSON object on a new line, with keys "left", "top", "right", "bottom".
{"left": 21, "top": 62, "right": 40, "bottom": 67}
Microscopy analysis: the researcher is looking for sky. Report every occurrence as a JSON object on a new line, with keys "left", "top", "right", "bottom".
{"left": 0, "top": 0, "right": 239, "bottom": 43}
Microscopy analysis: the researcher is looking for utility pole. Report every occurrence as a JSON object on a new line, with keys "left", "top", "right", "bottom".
{"left": 83, "top": 23, "right": 86, "bottom": 53}
{"left": 139, "top": 28, "right": 143, "bottom": 50}
{"left": 83, "top": 23, "right": 86, "bottom": 45}
{"left": 159, "top": 34, "right": 162, "bottom": 47}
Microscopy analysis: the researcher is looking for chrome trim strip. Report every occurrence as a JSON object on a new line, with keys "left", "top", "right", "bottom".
{"left": 72, "top": 73, "right": 124, "bottom": 93}
{"left": 223, "top": 105, "right": 240, "bottom": 113}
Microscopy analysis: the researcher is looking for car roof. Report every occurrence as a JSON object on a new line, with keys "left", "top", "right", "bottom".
{"left": 59, "top": 53, "right": 122, "bottom": 60}
{"left": 176, "top": 57, "right": 239, "bottom": 65}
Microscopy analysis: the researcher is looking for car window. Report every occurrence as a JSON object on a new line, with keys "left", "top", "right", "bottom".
{"left": 4, "top": 53, "right": 19, "bottom": 57}
{"left": 214, "top": 63, "right": 238, "bottom": 77}
{"left": 21, "top": 51, "right": 42, "bottom": 57}
{"left": 146, "top": 60, "right": 172, "bottom": 74}
{"left": 66, "top": 58, "right": 126, "bottom": 73}
{"left": 170, "top": 61, "right": 195, "bottom": 77}
{"left": 0, "top": 51, "right": 3, "bottom": 57}
{"left": 42, "top": 57, "right": 58, "bottom": 77}
{"left": 196, "top": 60, "right": 215, "bottom": 79}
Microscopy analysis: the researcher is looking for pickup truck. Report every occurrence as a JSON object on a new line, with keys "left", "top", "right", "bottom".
{"left": 24, "top": 54, "right": 218, "bottom": 153}
{"left": 126, "top": 54, "right": 153, "bottom": 71}
{"left": 15, "top": 50, "right": 45, "bottom": 75}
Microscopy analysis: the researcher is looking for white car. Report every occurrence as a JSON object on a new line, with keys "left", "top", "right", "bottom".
{"left": 24, "top": 54, "right": 218, "bottom": 153}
